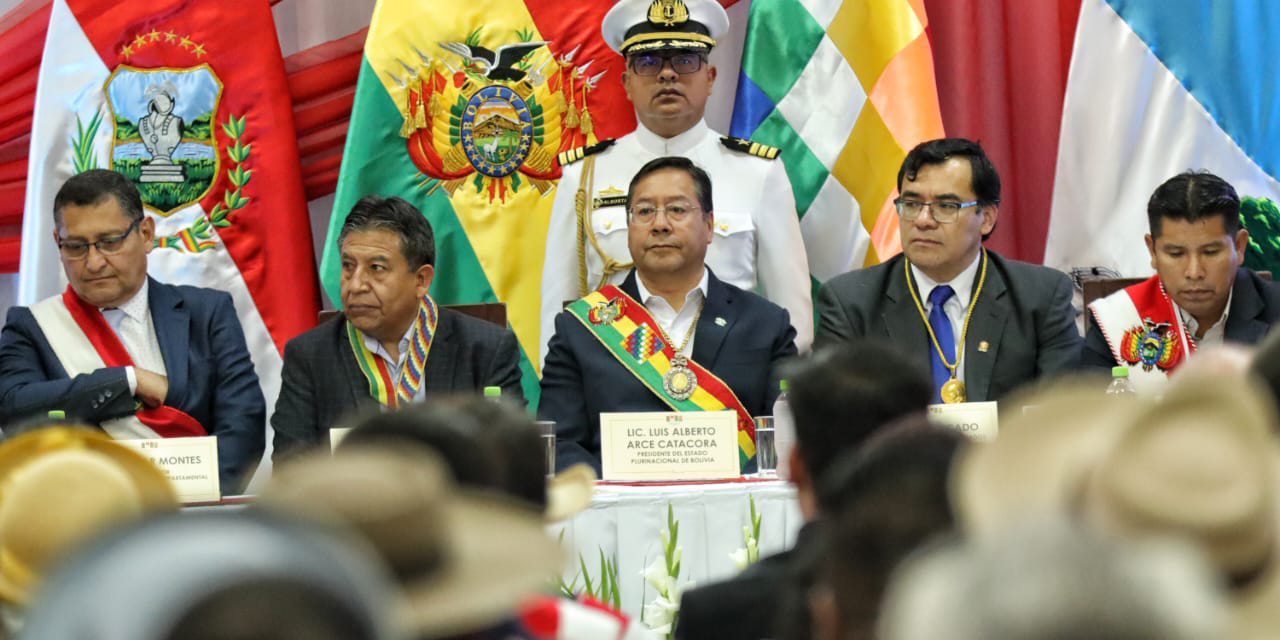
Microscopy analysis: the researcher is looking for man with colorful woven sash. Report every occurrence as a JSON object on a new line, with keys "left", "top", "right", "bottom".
{"left": 538, "top": 0, "right": 812, "bottom": 366}
{"left": 271, "top": 195, "right": 523, "bottom": 461}
{"left": 0, "top": 170, "right": 265, "bottom": 494}
{"left": 815, "top": 139, "right": 1082, "bottom": 404}
{"left": 1085, "top": 171, "right": 1280, "bottom": 392}
{"left": 539, "top": 156, "right": 797, "bottom": 474}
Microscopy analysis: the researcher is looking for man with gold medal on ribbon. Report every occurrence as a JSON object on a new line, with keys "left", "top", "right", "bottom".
{"left": 540, "top": 156, "right": 797, "bottom": 474}
{"left": 271, "top": 196, "right": 523, "bottom": 461}
{"left": 815, "top": 138, "right": 1081, "bottom": 404}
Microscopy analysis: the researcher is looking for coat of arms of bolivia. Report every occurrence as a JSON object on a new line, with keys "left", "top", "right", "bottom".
{"left": 390, "top": 29, "right": 606, "bottom": 202}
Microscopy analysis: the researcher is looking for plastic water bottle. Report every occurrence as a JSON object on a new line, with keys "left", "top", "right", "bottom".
{"left": 1106, "top": 366, "right": 1136, "bottom": 395}
{"left": 773, "top": 379, "right": 796, "bottom": 479}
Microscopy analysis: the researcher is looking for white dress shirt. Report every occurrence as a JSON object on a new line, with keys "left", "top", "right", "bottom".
{"left": 1176, "top": 287, "right": 1233, "bottom": 348}
{"left": 635, "top": 269, "right": 710, "bottom": 358}
{"left": 100, "top": 279, "right": 165, "bottom": 393}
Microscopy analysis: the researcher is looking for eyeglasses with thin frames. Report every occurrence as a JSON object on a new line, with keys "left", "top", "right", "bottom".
{"left": 627, "top": 52, "right": 706, "bottom": 76}
{"left": 57, "top": 219, "right": 142, "bottom": 259}
{"left": 893, "top": 198, "right": 980, "bottom": 224}
{"left": 628, "top": 202, "right": 701, "bottom": 224}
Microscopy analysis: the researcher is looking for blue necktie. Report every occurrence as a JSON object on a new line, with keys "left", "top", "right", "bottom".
{"left": 928, "top": 285, "right": 956, "bottom": 403}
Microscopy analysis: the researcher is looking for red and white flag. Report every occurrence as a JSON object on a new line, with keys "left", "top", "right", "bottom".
{"left": 20, "top": 0, "right": 320, "bottom": 453}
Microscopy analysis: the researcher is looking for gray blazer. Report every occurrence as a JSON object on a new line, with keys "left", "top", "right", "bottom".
{"left": 815, "top": 251, "right": 1082, "bottom": 402}
{"left": 271, "top": 308, "right": 523, "bottom": 461}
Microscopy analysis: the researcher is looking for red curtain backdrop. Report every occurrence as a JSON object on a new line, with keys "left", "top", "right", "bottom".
{"left": 924, "top": 0, "right": 1082, "bottom": 264}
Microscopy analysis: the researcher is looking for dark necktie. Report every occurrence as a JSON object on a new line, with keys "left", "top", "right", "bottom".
{"left": 928, "top": 285, "right": 956, "bottom": 403}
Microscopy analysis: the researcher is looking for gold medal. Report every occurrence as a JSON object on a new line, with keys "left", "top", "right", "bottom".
{"left": 940, "top": 378, "right": 967, "bottom": 404}
{"left": 662, "top": 355, "right": 698, "bottom": 401}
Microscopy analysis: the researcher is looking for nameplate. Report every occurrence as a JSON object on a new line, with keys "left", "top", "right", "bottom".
{"left": 329, "top": 427, "right": 353, "bottom": 451}
{"left": 927, "top": 401, "right": 999, "bottom": 442}
{"left": 117, "top": 436, "right": 220, "bottom": 503}
{"left": 599, "top": 411, "right": 739, "bottom": 481}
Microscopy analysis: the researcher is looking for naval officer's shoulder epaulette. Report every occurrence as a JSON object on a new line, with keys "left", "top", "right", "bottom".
{"left": 557, "top": 139, "right": 617, "bottom": 166}
{"left": 720, "top": 136, "right": 781, "bottom": 160}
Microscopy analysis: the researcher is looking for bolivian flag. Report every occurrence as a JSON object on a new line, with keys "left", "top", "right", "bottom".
{"left": 324, "top": 0, "right": 636, "bottom": 402}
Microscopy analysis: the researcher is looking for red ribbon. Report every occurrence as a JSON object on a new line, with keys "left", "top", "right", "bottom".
{"left": 61, "top": 287, "right": 206, "bottom": 438}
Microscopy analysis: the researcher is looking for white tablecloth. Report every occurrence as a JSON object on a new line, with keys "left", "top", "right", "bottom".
{"left": 551, "top": 480, "right": 802, "bottom": 619}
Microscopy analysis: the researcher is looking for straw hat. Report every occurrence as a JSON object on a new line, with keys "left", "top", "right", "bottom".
{"left": 950, "top": 381, "right": 1142, "bottom": 537}
{"left": 1081, "top": 373, "right": 1280, "bottom": 640}
{"left": 259, "top": 446, "right": 564, "bottom": 638}
{"left": 0, "top": 427, "right": 176, "bottom": 604}
{"left": 546, "top": 463, "right": 596, "bottom": 522}
{"left": 954, "top": 374, "right": 1280, "bottom": 640}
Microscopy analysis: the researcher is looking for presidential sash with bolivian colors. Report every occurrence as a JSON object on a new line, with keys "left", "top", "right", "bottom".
{"left": 346, "top": 294, "right": 439, "bottom": 408}
{"left": 568, "top": 285, "right": 757, "bottom": 468}
{"left": 1089, "top": 274, "right": 1191, "bottom": 391}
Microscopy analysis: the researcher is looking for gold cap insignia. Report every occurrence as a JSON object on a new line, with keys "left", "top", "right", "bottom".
{"left": 648, "top": 0, "right": 689, "bottom": 27}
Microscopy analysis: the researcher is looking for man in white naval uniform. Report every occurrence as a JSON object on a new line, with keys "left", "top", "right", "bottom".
{"left": 539, "top": 0, "right": 812, "bottom": 363}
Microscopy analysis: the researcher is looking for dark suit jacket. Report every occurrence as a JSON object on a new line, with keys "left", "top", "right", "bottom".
{"left": 271, "top": 307, "right": 524, "bottom": 462}
{"left": 539, "top": 270, "right": 798, "bottom": 474}
{"left": 0, "top": 278, "right": 266, "bottom": 493}
{"left": 676, "top": 523, "right": 818, "bottom": 640}
{"left": 1083, "top": 268, "right": 1280, "bottom": 367}
{"left": 815, "top": 251, "right": 1081, "bottom": 402}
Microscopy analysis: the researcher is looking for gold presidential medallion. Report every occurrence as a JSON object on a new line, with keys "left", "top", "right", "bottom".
{"left": 662, "top": 355, "right": 698, "bottom": 401}
{"left": 940, "top": 378, "right": 967, "bottom": 404}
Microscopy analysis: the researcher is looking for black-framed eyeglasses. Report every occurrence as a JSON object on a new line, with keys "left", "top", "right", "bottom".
{"left": 629, "top": 202, "right": 701, "bottom": 224}
{"left": 893, "top": 198, "right": 979, "bottom": 224}
{"left": 627, "top": 51, "right": 706, "bottom": 76}
{"left": 57, "top": 219, "right": 141, "bottom": 259}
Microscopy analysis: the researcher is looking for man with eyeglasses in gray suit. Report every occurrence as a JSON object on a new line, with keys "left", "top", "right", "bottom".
{"left": 815, "top": 138, "right": 1081, "bottom": 404}
{"left": 0, "top": 169, "right": 265, "bottom": 494}
{"left": 539, "top": 0, "right": 812, "bottom": 366}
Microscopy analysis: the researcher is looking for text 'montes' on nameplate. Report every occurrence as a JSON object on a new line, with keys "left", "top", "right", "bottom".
{"left": 600, "top": 411, "right": 739, "bottom": 481}
{"left": 927, "top": 401, "right": 999, "bottom": 442}
{"left": 117, "top": 435, "right": 219, "bottom": 503}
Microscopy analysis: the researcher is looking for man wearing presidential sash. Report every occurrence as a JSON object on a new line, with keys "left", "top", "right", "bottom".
{"left": 1085, "top": 171, "right": 1280, "bottom": 391}
{"left": 272, "top": 195, "right": 523, "bottom": 461}
{"left": 0, "top": 170, "right": 264, "bottom": 494}
{"left": 540, "top": 156, "right": 797, "bottom": 474}
{"left": 538, "top": 0, "right": 812, "bottom": 364}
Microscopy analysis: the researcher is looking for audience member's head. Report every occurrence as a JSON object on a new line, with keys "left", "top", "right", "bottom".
{"left": 337, "top": 402, "right": 499, "bottom": 490}
{"left": 441, "top": 397, "right": 549, "bottom": 511}
{"left": 19, "top": 511, "right": 400, "bottom": 640}
{"left": 806, "top": 416, "right": 964, "bottom": 640}
{"left": 1248, "top": 325, "right": 1280, "bottom": 414}
{"left": 337, "top": 397, "right": 581, "bottom": 518}
{"left": 1144, "top": 171, "right": 1246, "bottom": 332}
{"left": 879, "top": 519, "right": 1226, "bottom": 640}
{"left": 0, "top": 427, "right": 176, "bottom": 610}
{"left": 259, "top": 445, "right": 561, "bottom": 639}
{"left": 786, "top": 342, "right": 931, "bottom": 518}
